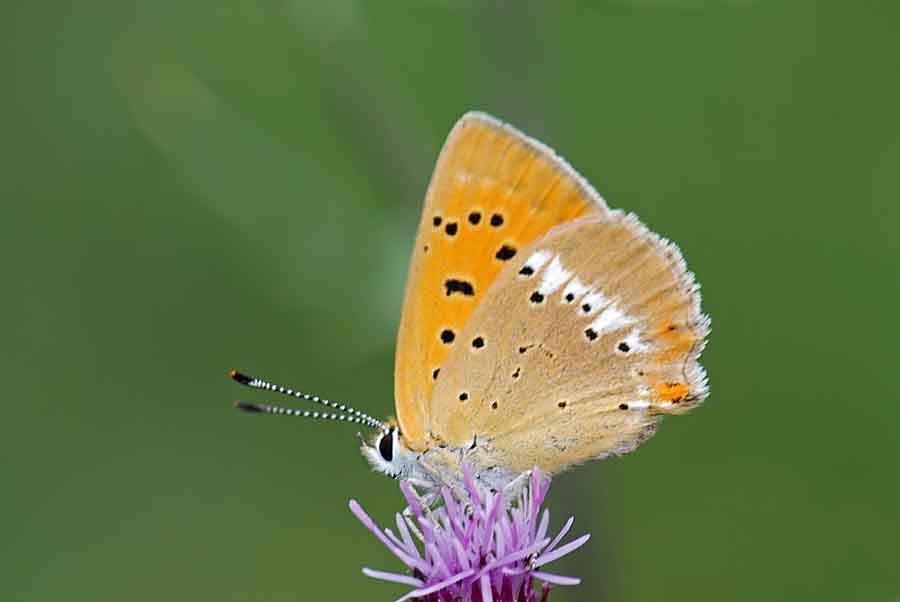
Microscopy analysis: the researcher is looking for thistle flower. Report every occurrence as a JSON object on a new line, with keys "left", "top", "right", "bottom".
{"left": 349, "top": 466, "right": 589, "bottom": 602}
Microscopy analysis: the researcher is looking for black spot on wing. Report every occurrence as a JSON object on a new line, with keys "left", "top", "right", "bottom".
{"left": 495, "top": 245, "right": 517, "bottom": 261}
{"left": 445, "top": 279, "right": 475, "bottom": 296}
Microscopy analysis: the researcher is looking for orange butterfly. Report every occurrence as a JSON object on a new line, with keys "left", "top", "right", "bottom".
{"left": 233, "top": 112, "right": 709, "bottom": 494}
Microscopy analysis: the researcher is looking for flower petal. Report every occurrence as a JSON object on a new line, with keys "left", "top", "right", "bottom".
{"left": 480, "top": 573, "right": 494, "bottom": 602}
{"left": 534, "top": 533, "right": 591, "bottom": 567}
{"left": 361, "top": 568, "right": 424, "bottom": 587}
{"left": 480, "top": 537, "right": 550, "bottom": 575}
{"left": 533, "top": 571, "right": 581, "bottom": 586}
{"left": 543, "top": 515, "right": 574, "bottom": 556}
{"left": 536, "top": 508, "right": 550, "bottom": 543}
{"left": 349, "top": 500, "right": 429, "bottom": 573}
{"left": 482, "top": 489, "right": 504, "bottom": 550}
{"left": 398, "top": 481, "right": 424, "bottom": 521}
{"left": 394, "top": 512, "right": 420, "bottom": 558}
{"left": 451, "top": 536, "right": 472, "bottom": 571}
{"left": 384, "top": 527, "right": 406, "bottom": 550}
{"left": 462, "top": 464, "right": 482, "bottom": 508}
{"left": 395, "top": 568, "right": 476, "bottom": 602}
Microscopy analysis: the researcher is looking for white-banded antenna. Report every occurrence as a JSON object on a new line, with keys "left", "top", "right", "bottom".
{"left": 233, "top": 400, "right": 381, "bottom": 426}
{"left": 229, "top": 370, "right": 385, "bottom": 430}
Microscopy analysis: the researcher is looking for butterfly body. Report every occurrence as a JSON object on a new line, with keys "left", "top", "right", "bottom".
{"left": 362, "top": 427, "right": 520, "bottom": 493}
{"left": 361, "top": 112, "right": 710, "bottom": 491}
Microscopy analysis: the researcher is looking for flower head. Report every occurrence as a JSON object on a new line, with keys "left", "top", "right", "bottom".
{"left": 349, "top": 466, "right": 589, "bottom": 602}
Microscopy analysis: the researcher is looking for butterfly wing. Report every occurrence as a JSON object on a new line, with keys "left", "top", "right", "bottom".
{"left": 394, "top": 112, "right": 609, "bottom": 448}
{"left": 428, "top": 212, "right": 710, "bottom": 474}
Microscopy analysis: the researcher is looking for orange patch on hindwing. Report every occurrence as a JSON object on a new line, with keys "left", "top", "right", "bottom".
{"left": 646, "top": 311, "right": 698, "bottom": 362}
{"left": 655, "top": 382, "right": 690, "bottom": 403}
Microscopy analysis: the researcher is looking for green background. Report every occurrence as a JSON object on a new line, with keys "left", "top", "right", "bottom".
{"left": 4, "top": 2, "right": 898, "bottom": 601}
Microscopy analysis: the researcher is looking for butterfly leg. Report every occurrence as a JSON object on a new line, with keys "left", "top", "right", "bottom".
{"left": 502, "top": 469, "right": 533, "bottom": 502}
{"left": 415, "top": 448, "right": 472, "bottom": 501}
{"left": 405, "top": 477, "right": 436, "bottom": 490}
{"left": 401, "top": 510, "right": 424, "bottom": 543}
{"left": 401, "top": 506, "right": 425, "bottom": 543}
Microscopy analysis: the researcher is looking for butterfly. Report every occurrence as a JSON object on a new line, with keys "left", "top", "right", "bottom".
{"left": 232, "top": 112, "right": 709, "bottom": 494}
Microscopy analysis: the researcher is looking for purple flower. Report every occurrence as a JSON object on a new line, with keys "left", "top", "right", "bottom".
{"left": 349, "top": 466, "right": 590, "bottom": 602}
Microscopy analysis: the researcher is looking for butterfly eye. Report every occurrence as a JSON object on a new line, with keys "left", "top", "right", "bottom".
{"left": 378, "top": 430, "right": 394, "bottom": 462}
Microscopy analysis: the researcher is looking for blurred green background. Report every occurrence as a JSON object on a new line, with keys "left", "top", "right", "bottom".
{"left": 4, "top": 2, "right": 899, "bottom": 601}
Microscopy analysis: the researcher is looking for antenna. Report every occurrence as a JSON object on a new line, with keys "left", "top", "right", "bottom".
{"left": 229, "top": 370, "right": 386, "bottom": 430}
{"left": 233, "top": 400, "right": 381, "bottom": 426}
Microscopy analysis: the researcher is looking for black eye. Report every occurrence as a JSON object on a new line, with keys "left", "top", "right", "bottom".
{"left": 378, "top": 431, "right": 394, "bottom": 462}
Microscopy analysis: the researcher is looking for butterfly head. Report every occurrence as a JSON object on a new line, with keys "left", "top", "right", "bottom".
{"left": 360, "top": 421, "right": 419, "bottom": 480}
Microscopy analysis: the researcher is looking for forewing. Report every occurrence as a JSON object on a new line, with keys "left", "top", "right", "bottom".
{"left": 394, "top": 112, "right": 609, "bottom": 447}
{"left": 429, "top": 212, "right": 710, "bottom": 474}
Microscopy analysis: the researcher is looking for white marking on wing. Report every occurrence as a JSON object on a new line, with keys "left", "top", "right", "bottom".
{"left": 629, "top": 400, "right": 650, "bottom": 410}
{"left": 590, "top": 303, "right": 636, "bottom": 335}
{"left": 579, "top": 290, "right": 608, "bottom": 315}
{"left": 519, "top": 250, "right": 552, "bottom": 278}
{"left": 561, "top": 277, "right": 589, "bottom": 303}
{"left": 538, "top": 256, "right": 572, "bottom": 295}
{"left": 620, "top": 329, "right": 650, "bottom": 353}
